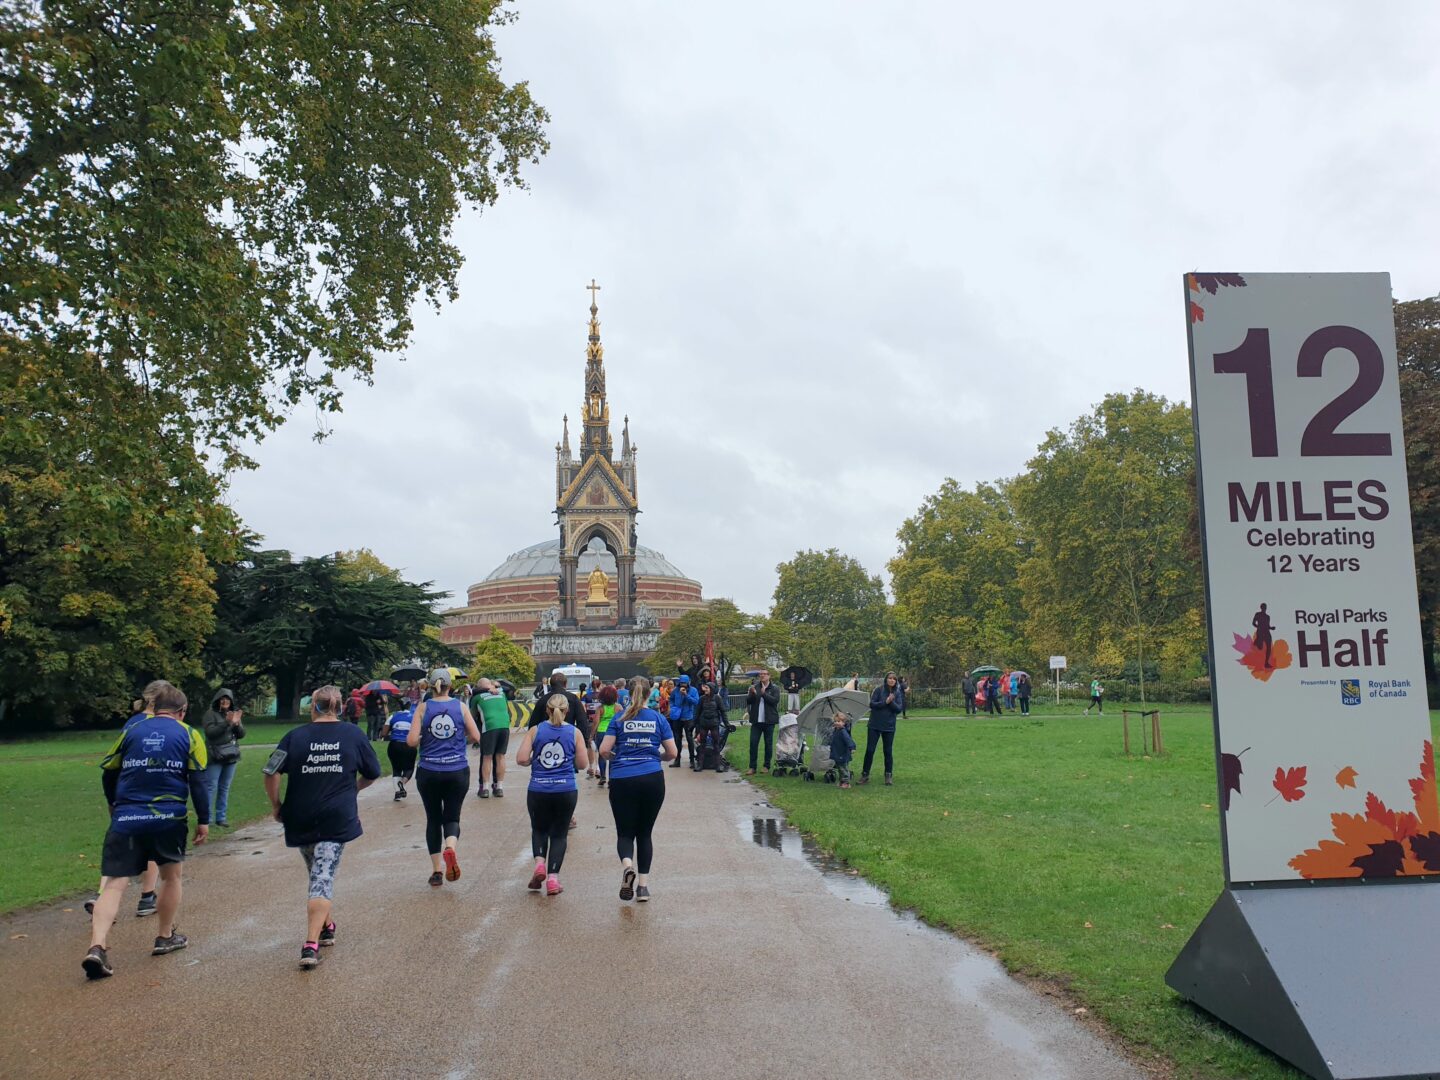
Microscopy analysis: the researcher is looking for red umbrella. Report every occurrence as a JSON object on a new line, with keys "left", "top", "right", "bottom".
{"left": 361, "top": 680, "right": 401, "bottom": 696}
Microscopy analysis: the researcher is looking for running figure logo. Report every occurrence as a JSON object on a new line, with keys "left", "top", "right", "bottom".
{"left": 1232, "top": 603, "right": 1292, "bottom": 683}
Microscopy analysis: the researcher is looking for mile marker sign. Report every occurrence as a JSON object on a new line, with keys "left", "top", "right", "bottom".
{"left": 1168, "top": 273, "right": 1440, "bottom": 1080}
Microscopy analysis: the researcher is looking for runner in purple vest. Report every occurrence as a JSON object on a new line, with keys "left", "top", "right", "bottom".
{"left": 406, "top": 670, "right": 481, "bottom": 888}
{"left": 516, "top": 692, "right": 589, "bottom": 896}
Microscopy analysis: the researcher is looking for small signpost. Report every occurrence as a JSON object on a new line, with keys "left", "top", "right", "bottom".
{"left": 1168, "top": 273, "right": 1440, "bottom": 1080}
{"left": 1049, "top": 655, "right": 1065, "bottom": 705}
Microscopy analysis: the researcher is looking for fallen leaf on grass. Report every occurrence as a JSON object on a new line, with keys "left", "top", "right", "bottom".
{"left": 1201, "top": 804, "right": 1213, "bottom": 810}
{"left": 1160, "top": 923, "right": 1176, "bottom": 930}
{"left": 1083, "top": 921, "right": 1094, "bottom": 929}
{"left": 1336, "top": 766, "right": 1359, "bottom": 789}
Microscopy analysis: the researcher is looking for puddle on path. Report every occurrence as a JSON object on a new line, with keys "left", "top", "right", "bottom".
{"left": 739, "top": 808, "right": 1052, "bottom": 1065}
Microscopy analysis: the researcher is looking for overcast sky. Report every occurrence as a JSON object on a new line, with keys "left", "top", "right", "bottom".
{"left": 225, "top": 1, "right": 1440, "bottom": 614}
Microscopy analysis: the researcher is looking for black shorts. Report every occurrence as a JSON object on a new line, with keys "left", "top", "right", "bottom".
{"left": 101, "top": 823, "right": 187, "bottom": 877}
{"left": 479, "top": 728, "right": 510, "bottom": 757}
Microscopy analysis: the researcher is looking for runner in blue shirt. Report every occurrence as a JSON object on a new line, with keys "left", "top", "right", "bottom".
{"left": 381, "top": 698, "right": 417, "bottom": 801}
{"left": 83, "top": 683, "right": 209, "bottom": 979}
{"left": 515, "top": 692, "right": 589, "bottom": 896}
{"left": 407, "top": 670, "right": 481, "bottom": 887}
{"left": 600, "top": 676, "right": 677, "bottom": 903}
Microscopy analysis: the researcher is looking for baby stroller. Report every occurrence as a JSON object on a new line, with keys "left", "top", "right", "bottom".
{"left": 693, "top": 716, "right": 735, "bottom": 772}
{"left": 796, "top": 688, "right": 868, "bottom": 783}
{"left": 771, "top": 713, "right": 805, "bottom": 777}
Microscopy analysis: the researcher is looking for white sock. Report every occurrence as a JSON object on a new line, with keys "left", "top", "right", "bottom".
{"left": 636, "top": 873, "right": 648, "bottom": 886}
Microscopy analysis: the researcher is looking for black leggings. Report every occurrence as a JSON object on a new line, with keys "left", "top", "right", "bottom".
{"left": 527, "top": 789, "right": 578, "bottom": 873}
{"left": 607, "top": 770, "right": 666, "bottom": 874}
{"left": 387, "top": 741, "right": 417, "bottom": 779}
{"left": 862, "top": 728, "right": 894, "bottom": 776}
{"left": 416, "top": 766, "right": 469, "bottom": 854}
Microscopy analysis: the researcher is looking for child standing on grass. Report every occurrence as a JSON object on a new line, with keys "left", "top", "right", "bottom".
{"left": 830, "top": 713, "right": 856, "bottom": 789}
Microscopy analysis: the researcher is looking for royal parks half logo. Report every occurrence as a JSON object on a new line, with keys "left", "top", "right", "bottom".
{"left": 1340, "top": 678, "right": 1362, "bottom": 706}
{"left": 1232, "top": 602, "right": 1292, "bottom": 683}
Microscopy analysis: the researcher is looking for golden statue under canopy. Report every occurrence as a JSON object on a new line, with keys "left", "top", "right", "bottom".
{"left": 586, "top": 566, "right": 609, "bottom": 604}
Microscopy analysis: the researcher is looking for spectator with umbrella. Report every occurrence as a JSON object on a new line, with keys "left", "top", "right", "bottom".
{"left": 780, "top": 665, "right": 810, "bottom": 713}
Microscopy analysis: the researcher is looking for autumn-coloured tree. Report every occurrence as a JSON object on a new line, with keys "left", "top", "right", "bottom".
{"left": 1394, "top": 295, "right": 1440, "bottom": 702}
{"left": 1011, "top": 392, "right": 1203, "bottom": 701}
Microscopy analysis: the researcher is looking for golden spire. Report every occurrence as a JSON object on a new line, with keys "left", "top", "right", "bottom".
{"left": 582, "top": 279, "right": 611, "bottom": 461}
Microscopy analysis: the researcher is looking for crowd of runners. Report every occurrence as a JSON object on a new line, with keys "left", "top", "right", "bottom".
{"left": 80, "top": 668, "right": 681, "bottom": 979}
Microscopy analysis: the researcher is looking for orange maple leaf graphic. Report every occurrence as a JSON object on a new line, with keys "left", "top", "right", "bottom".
{"left": 1231, "top": 632, "right": 1292, "bottom": 682}
{"left": 1292, "top": 741, "right": 1440, "bottom": 879}
{"left": 1273, "top": 765, "right": 1307, "bottom": 802}
{"left": 1335, "top": 766, "right": 1358, "bottom": 789}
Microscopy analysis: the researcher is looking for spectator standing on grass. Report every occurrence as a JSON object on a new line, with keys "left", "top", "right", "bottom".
{"left": 83, "top": 683, "right": 209, "bottom": 979}
{"left": 859, "top": 672, "right": 903, "bottom": 787}
{"left": 898, "top": 676, "right": 909, "bottom": 718}
{"left": 1018, "top": 673, "right": 1032, "bottom": 716}
{"left": 962, "top": 674, "right": 977, "bottom": 716}
{"left": 830, "top": 713, "right": 856, "bottom": 789}
{"left": 784, "top": 670, "right": 802, "bottom": 713}
{"left": 987, "top": 675, "right": 1004, "bottom": 716}
{"left": 200, "top": 687, "right": 245, "bottom": 828}
{"left": 364, "top": 691, "right": 384, "bottom": 741}
{"left": 1085, "top": 679, "right": 1104, "bottom": 716}
{"left": 263, "top": 684, "right": 381, "bottom": 969}
{"left": 745, "top": 670, "right": 781, "bottom": 775}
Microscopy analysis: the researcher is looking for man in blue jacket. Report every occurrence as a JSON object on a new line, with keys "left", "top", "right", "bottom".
{"left": 667, "top": 675, "right": 699, "bottom": 768}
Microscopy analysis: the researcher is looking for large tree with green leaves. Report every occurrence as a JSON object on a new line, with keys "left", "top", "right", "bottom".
{"left": 1010, "top": 392, "right": 1203, "bottom": 701}
{"left": 0, "top": 350, "right": 238, "bottom": 731}
{"left": 1, "top": 0, "right": 548, "bottom": 467}
{"left": 470, "top": 625, "right": 536, "bottom": 688}
{"left": 771, "top": 549, "right": 887, "bottom": 678}
{"left": 650, "top": 599, "right": 780, "bottom": 683}
{"left": 204, "top": 548, "right": 461, "bottom": 718}
{"left": 1395, "top": 295, "right": 1440, "bottom": 700}
{"left": 889, "top": 479, "right": 1027, "bottom": 676}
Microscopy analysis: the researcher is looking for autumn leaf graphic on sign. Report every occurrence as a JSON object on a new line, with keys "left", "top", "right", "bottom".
{"left": 1220, "top": 747, "right": 1248, "bottom": 811}
{"left": 1272, "top": 766, "right": 1307, "bottom": 803}
{"left": 1186, "top": 272, "right": 1248, "bottom": 323}
{"left": 1232, "top": 631, "right": 1292, "bottom": 682}
{"left": 1335, "top": 766, "right": 1358, "bottom": 790}
{"left": 1291, "top": 741, "right": 1440, "bottom": 879}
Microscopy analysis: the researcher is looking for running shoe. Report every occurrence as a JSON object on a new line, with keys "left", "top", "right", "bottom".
{"left": 216, "top": 820, "right": 228, "bottom": 828}
{"left": 443, "top": 848, "right": 461, "bottom": 882}
{"left": 884, "top": 774, "right": 894, "bottom": 786}
{"left": 319, "top": 921, "right": 336, "bottom": 947}
{"left": 82, "top": 945, "right": 113, "bottom": 979}
{"left": 84, "top": 896, "right": 98, "bottom": 916}
{"left": 478, "top": 787, "right": 490, "bottom": 799}
{"left": 597, "top": 778, "right": 606, "bottom": 788}
{"left": 151, "top": 931, "right": 188, "bottom": 955}
{"left": 669, "top": 760, "right": 681, "bottom": 768}
{"left": 545, "top": 874, "right": 563, "bottom": 896}
{"left": 135, "top": 892, "right": 157, "bottom": 918}
{"left": 428, "top": 871, "right": 444, "bottom": 888}
{"left": 492, "top": 784, "right": 504, "bottom": 798}
{"left": 527, "top": 859, "right": 546, "bottom": 891}
{"left": 299, "top": 945, "right": 319, "bottom": 969}
{"left": 619, "top": 867, "right": 636, "bottom": 902}
{"left": 394, "top": 789, "right": 404, "bottom": 801}
{"left": 399, "top": 784, "right": 408, "bottom": 799}
{"left": 635, "top": 885, "right": 651, "bottom": 903}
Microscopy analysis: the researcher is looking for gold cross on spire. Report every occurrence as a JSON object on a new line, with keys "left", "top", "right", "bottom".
{"left": 587, "top": 278, "right": 601, "bottom": 306}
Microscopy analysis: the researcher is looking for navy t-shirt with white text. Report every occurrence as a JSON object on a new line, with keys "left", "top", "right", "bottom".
{"left": 274, "top": 722, "right": 381, "bottom": 847}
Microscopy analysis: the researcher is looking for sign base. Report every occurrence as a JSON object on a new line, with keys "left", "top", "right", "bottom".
{"left": 1167, "top": 883, "right": 1440, "bottom": 1079}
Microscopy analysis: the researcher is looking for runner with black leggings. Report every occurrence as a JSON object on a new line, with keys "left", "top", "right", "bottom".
{"left": 599, "top": 677, "right": 677, "bottom": 903}
{"left": 515, "top": 693, "right": 588, "bottom": 896}
{"left": 407, "top": 670, "right": 481, "bottom": 887}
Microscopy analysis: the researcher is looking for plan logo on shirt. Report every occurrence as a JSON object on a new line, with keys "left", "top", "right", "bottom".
{"left": 628, "top": 720, "right": 657, "bottom": 734}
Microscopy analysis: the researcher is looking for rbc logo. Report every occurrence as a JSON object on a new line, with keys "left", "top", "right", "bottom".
{"left": 1340, "top": 679, "right": 1361, "bottom": 706}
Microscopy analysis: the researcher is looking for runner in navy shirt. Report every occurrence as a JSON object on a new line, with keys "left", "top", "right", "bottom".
{"left": 600, "top": 676, "right": 677, "bottom": 903}
{"left": 407, "top": 670, "right": 481, "bottom": 887}
{"left": 264, "top": 685, "right": 381, "bottom": 968}
{"left": 516, "top": 692, "right": 589, "bottom": 896}
{"left": 381, "top": 699, "right": 417, "bottom": 801}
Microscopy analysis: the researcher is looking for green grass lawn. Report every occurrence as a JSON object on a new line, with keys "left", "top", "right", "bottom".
{"left": 0, "top": 720, "right": 298, "bottom": 911}
{"left": 730, "top": 707, "right": 1440, "bottom": 1080}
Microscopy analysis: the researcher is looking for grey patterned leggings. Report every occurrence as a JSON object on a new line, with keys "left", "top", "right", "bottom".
{"left": 300, "top": 841, "right": 345, "bottom": 900}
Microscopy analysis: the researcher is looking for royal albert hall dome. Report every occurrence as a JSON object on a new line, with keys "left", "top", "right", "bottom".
{"left": 440, "top": 536, "right": 706, "bottom": 655}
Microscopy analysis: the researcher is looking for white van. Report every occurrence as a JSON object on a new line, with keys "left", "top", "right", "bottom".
{"left": 552, "top": 664, "right": 594, "bottom": 684}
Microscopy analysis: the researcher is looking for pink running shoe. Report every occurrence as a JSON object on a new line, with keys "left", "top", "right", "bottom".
{"left": 527, "top": 859, "right": 546, "bottom": 891}
{"left": 545, "top": 874, "right": 563, "bottom": 896}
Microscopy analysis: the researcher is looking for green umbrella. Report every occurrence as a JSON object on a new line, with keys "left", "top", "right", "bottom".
{"left": 970, "top": 665, "right": 1002, "bottom": 677}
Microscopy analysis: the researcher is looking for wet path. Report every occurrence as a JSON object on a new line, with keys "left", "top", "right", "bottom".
{"left": 1, "top": 759, "right": 1143, "bottom": 1080}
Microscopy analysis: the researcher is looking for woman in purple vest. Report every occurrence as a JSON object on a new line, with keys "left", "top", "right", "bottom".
{"left": 516, "top": 692, "right": 589, "bottom": 896}
{"left": 406, "top": 669, "right": 481, "bottom": 887}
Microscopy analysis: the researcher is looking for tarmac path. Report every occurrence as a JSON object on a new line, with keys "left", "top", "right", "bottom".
{"left": 1, "top": 755, "right": 1144, "bottom": 1080}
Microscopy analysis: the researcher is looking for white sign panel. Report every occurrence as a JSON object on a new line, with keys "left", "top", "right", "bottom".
{"left": 1186, "top": 272, "right": 1439, "bottom": 884}
{"left": 1050, "top": 656, "right": 1067, "bottom": 671}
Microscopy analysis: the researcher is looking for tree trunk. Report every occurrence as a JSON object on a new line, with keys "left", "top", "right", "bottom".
{"left": 274, "top": 666, "right": 303, "bottom": 720}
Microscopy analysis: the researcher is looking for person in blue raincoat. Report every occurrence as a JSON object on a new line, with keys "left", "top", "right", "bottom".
{"left": 667, "top": 675, "right": 699, "bottom": 768}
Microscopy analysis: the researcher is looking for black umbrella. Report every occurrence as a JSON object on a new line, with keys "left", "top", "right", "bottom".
{"left": 391, "top": 665, "right": 426, "bottom": 682}
{"left": 496, "top": 679, "right": 517, "bottom": 699}
{"left": 779, "top": 665, "right": 813, "bottom": 689}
